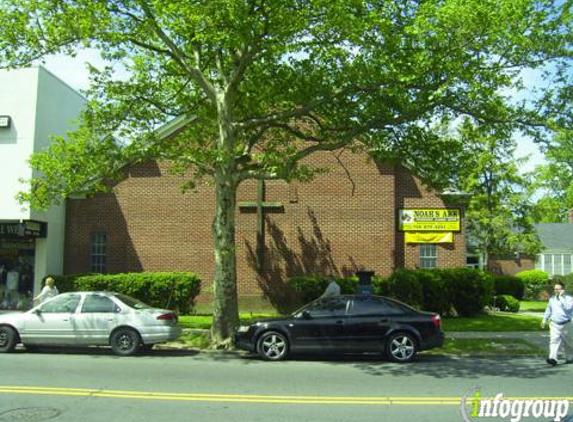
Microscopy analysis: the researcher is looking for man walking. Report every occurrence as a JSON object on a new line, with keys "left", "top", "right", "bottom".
{"left": 541, "top": 281, "right": 573, "bottom": 366}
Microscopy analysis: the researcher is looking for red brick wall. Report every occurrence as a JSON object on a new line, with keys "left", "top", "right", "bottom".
{"left": 488, "top": 256, "right": 536, "bottom": 276}
{"left": 64, "top": 151, "right": 466, "bottom": 308}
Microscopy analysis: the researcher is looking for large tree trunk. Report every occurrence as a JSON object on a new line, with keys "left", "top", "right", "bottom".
{"left": 210, "top": 175, "right": 239, "bottom": 347}
{"left": 210, "top": 92, "right": 239, "bottom": 347}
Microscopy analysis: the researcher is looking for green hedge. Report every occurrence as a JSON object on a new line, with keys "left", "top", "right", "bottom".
{"left": 439, "top": 268, "right": 494, "bottom": 317}
{"left": 52, "top": 272, "right": 201, "bottom": 314}
{"left": 288, "top": 268, "right": 495, "bottom": 317}
{"left": 493, "top": 275, "right": 525, "bottom": 300}
{"left": 515, "top": 270, "right": 549, "bottom": 300}
{"left": 374, "top": 268, "right": 494, "bottom": 317}
{"left": 495, "top": 294, "right": 520, "bottom": 313}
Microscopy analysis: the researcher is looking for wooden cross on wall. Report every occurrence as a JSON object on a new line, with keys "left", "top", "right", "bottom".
{"left": 238, "top": 179, "right": 284, "bottom": 269}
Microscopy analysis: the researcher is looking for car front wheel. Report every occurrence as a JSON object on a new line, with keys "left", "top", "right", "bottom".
{"left": 257, "top": 331, "right": 289, "bottom": 361}
{"left": 0, "top": 326, "right": 18, "bottom": 353}
{"left": 386, "top": 332, "right": 417, "bottom": 363}
{"left": 110, "top": 328, "right": 141, "bottom": 356}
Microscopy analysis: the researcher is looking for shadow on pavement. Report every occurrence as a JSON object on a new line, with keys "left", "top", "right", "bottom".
{"left": 234, "top": 352, "right": 561, "bottom": 379}
{"left": 14, "top": 346, "right": 200, "bottom": 358}
{"left": 12, "top": 345, "right": 561, "bottom": 379}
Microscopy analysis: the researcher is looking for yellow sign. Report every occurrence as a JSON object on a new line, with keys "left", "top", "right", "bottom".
{"left": 399, "top": 208, "right": 461, "bottom": 232}
{"left": 405, "top": 232, "right": 454, "bottom": 244}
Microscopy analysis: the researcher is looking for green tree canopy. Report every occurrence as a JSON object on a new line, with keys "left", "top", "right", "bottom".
{"left": 454, "top": 121, "right": 541, "bottom": 266}
{"left": 532, "top": 129, "right": 573, "bottom": 222}
{"left": 1, "top": 0, "right": 571, "bottom": 344}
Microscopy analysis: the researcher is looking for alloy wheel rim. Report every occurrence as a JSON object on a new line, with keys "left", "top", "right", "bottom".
{"left": 117, "top": 333, "right": 134, "bottom": 351}
{"left": 262, "top": 334, "right": 286, "bottom": 359}
{"left": 0, "top": 331, "right": 6, "bottom": 347}
{"left": 390, "top": 336, "right": 414, "bottom": 360}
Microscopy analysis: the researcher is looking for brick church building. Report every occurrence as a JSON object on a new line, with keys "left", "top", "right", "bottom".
{"left": 64, "top": 149, "right": 466, "bottom": 310}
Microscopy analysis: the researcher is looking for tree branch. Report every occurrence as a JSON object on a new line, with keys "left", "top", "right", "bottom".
{"left": 134, "top": 0, "right": 218, "bottom": 104}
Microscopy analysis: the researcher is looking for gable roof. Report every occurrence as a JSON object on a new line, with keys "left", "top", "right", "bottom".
{"left": 535, "top": 223, "right": 573, "bottom": 251}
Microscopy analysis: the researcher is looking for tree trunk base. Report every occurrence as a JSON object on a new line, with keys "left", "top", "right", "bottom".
{"left": 210, "top": 337, "right": 235, "bottom": 350}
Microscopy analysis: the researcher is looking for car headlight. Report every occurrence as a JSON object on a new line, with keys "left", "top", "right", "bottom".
{"left": 237, "top": 325, "right": 250, "bottom": 333}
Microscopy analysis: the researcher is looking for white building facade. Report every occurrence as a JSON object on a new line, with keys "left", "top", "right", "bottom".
{"left": 0, "top": 67, "right": 84, "bottom": 309}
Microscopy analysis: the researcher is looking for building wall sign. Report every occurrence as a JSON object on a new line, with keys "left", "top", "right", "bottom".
{"left": 399, "top": 208, "right": 461, "bottom": 232}
{"left": 405, "top": 232, "right": 454, "bottom": 243}
{"left": 0, "top": 221, "right": 47, "bottom": 238}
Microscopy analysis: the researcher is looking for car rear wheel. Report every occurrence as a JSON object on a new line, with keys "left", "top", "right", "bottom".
{"left": 110, "top": 328, "right": 141, "bottom": 356}
{"left": 257, "top": 331, "right": 289, "bottom": 361}
{"left": 386, "top": 332, "right": 417, "bottom": 363}
{"left": 0, "top": 326, "right": 18, "bottom": 353}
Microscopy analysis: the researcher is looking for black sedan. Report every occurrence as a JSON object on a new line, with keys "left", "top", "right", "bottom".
{"left": 234, "top": 295, "right": 444, "bottom": 362}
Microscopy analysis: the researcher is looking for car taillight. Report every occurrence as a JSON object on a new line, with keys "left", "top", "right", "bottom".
{"left": 156, "top": 313, "right": 175, "bottom": 321}
{"left": 430, "top": 314, "right": 441, "bottom": 328}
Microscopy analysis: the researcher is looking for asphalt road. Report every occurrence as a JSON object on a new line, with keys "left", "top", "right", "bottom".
{"left": 0, "top": 348, "right": 572, "bottom": 422}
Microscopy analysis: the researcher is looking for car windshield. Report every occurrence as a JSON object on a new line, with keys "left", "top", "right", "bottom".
{"left": 291, "top": 296, "right": 347, "bottom": 317}
{"left": 113, "top": 293, "right": 153, "bottom": 310}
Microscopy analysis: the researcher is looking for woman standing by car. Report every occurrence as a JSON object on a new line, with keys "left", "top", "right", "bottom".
{"left": 34, "top": 276, "right": 59, "bottom": 304}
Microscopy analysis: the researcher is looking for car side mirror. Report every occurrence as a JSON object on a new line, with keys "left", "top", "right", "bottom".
{"left": 33, "top": 308, "right": 42, "bottom": 315}
{"left": 301, "top": 310, "right": 312, "bottom": 320}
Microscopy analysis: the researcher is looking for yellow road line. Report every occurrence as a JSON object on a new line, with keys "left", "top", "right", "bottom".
{"left": 0, "top": 386, "right": 571, "bottom": 406}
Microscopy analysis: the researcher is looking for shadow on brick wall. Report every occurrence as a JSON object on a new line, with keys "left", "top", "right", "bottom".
{"left": 245, "top": 207, "right": 359, "bottom": 313}
{"left": 65, "top": 189, "right": 143, "bottom": 275}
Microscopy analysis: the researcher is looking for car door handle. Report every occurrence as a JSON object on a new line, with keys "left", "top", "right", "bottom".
{"left": 336, "top": 320, "right": 344, "bottom": 325}
{"left": 378, "top": 319, "right": 389, "bottom": 324}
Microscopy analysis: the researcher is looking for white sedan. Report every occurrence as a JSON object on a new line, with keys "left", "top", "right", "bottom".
{"left": 0, "top": 291, "right": 182, "bottom": 356}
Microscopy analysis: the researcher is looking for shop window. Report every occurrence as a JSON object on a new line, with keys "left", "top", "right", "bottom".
{"left": 90, "top": 232, "right": 107, "bottom": 273}
{"left": 420, "top": 244, "right": 438, "bottom": 268}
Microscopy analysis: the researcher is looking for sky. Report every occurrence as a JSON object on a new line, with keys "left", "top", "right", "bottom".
{"left": 40, "top": 49, "right": 547, "bottom": 173}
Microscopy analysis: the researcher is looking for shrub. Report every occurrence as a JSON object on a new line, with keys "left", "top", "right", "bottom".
{"left": 384, "top": 268, "right": 424, "bottom": 310}
{"left": 338, "top": 277, "right": 359, "bottom": 294}
{"left": 495, "top": 294, "right": 520, "bottom": 313}
{"left": 373, "top": 269, "right": 492, "bottom": 316}
{"left": 287, "top": 275, "right": 328, "bottom": 304}
{"left": 47, "top": 273, "right": 95, "bottom": 291}
{"left": 372, "top": 276, "right": 391, "bottom": 296}
{"left": 416, "top": 269, "right": 451, "bottom": 315}
{"left": 515, "top": 270, "right": 549, "bottom": 300}
{"left": 439, "top": 268, "right": 494, "bottom": 317}
{"left": 52, "top": 272, "right": 201, "bottom": 314}
{"left": 494, "top": 275, "right": 525, "bottom": 300}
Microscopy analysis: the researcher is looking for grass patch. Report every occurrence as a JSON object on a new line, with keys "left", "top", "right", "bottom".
{"left": 169, "top": 332, "right": 211, "bottom": 349}
{"left": 179, "top": 313, "right": 277, "bottom": 330}
{"left": 519, "top": 301, "right": 547, "bottom": 312}
{"left": 426, "top": 338, "right": 544, "bottom": 357}
{"left": 443, "top": 313, "right": 543, "bottom": 332}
